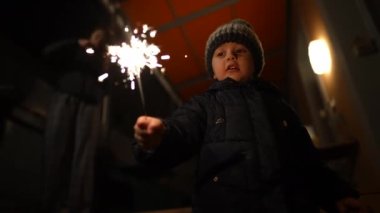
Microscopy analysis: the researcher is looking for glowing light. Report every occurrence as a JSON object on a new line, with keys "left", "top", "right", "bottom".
{"left": 142, "top": 24, "right": 149, "bottom": 33}
{"left": 110, "top": 56, "right": 118, "bottom": 63}
{"left": 131, "top": 81, "right": 135, "bottom": 90}
{"left": 107, "top": 36, "right": 162, "bottom": 82}
{"left": 149, "top": 30, "right": 157, "bottom": 38}
{"left": 86, "top": 48, "right": 95, "bottom": 54}
{"left": 184, "top": 54, "right": 188, "bottom": 58}
{"left": 161, "top": 55, "right": 170, "bottom": 60}
{"left": 105, "top": 24, "right": 168, "bottom": 114}
{"left": 98, "top": 73, "right": 108, "bottom": 82}
{"left": 308, "top": 39, "right": 332, "bottom": 75}
{"left": 124, "top": 27, "right": 129, "bottom": 32}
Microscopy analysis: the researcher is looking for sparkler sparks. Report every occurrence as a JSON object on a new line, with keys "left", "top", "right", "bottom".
{"left": 107, "top": 36, "right": 161, "bottom": 82}
{"left": 98, "top": 73, "right": 108, "bottom": 82}
{"left": 106, "top": 25, "right": 165, "bottom": 86}
{"left": 104, "top": 24, "right": 168, "bottom": 114}
{"left": 86, "top": 47, "right": 95, "bottom": 54}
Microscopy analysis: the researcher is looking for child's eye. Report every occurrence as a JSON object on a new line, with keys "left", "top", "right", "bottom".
{"left": 215, "top": 51, "right": 224, "bottom": 57}
{"left": 234, "top": 48, "right": 247, "bottom": 55}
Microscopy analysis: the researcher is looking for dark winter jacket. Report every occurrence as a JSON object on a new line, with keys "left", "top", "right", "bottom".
{"left": 134, "top": 78, "right": 358, "bottom": 212}
{"left": 42, "top": 39, "right": 105, "bottom": 103}
{"left": 42, "top": 39, "right": 105, "bottom": 212}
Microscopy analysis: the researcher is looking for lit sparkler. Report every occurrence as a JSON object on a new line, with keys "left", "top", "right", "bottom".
{"left": 105, "top": 24, "right": 167, "bottom": 114}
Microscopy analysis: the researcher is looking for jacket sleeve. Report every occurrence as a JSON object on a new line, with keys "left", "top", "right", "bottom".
{"left": 133, "top": 96, "right": 207, "bottom": 170}
{"left": 43, "top": 39, "right": 80, "bottom": 65}
{"left": 281, "top": 99, "right": 359, "bottom": 211}
{"left": 256, "top": 79, "right": 359, "bottom": 208}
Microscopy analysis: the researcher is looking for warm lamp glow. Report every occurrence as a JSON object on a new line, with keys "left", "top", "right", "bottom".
{"left": 308, "top": 39, "right": 332, "bottom": 75}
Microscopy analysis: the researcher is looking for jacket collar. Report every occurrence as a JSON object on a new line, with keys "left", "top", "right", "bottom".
{"left": 208, "top": 77, "right": 281, "bottom": 96}
{"left": 208, "top": 77, "right": 253, "bottom": 90}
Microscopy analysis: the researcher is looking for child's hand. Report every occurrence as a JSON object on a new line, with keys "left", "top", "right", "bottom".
{"left": 134, "top": 115, "right": 165, "bottom": 150}
{"left": 336, "top": 197, "right": 369, "bottom": 213}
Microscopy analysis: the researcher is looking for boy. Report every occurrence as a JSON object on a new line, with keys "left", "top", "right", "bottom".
{"left": 133, "top": 19, "right": 364, "bottom": 212}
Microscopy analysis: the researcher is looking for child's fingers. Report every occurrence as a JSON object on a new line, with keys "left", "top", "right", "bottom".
{"left": 135, "top": 116, "right": 163, "bottom": 134}
{"left": 135, "top": 116, "right": 150, "bottom": 128}
{"left": 133, "top": 116, "right": 164, "bottom": 150}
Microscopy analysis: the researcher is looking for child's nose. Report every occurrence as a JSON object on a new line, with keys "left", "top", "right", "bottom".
{"left": 226, "top": 52, "right": 237, "bottom": 60}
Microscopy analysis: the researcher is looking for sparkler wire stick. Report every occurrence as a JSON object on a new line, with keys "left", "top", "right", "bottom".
{"left": 136, "top": 75, "right": 146, "bottom": 115}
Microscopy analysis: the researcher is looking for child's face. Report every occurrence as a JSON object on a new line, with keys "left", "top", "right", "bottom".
{"left": 211, "top": 42, "right": 255, "bottom": 82}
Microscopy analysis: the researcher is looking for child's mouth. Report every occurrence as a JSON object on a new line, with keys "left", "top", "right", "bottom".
{"left": 227, "top": 65, "right": 239, "bottom": 72}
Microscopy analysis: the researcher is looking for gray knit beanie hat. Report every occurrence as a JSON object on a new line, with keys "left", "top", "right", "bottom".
{"left": 205, "top": 19, "right": 265, "bottom": 78}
